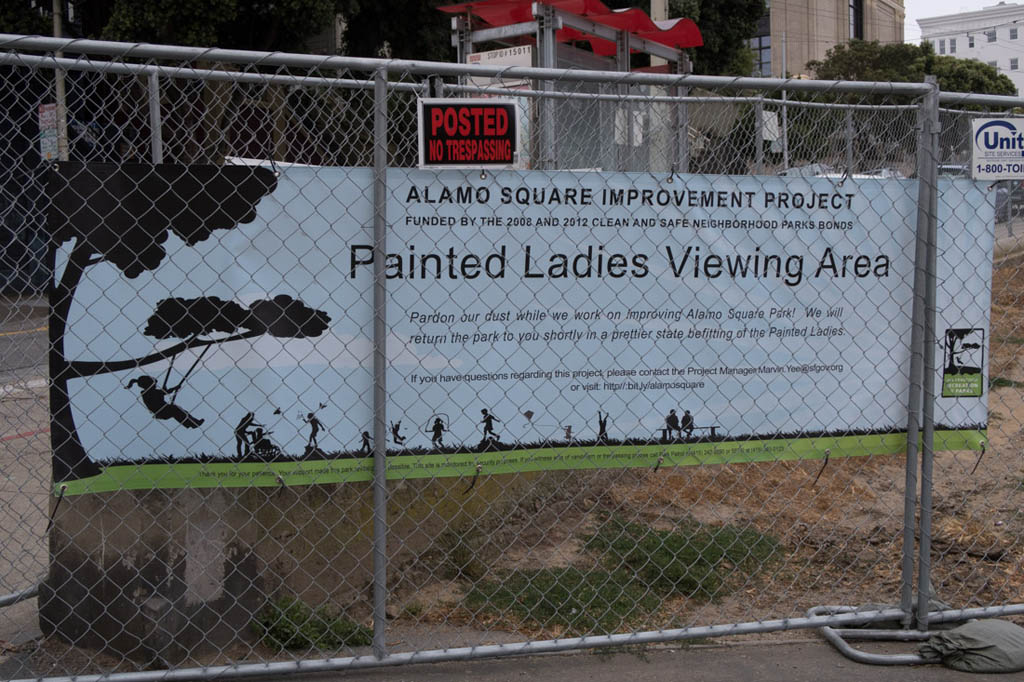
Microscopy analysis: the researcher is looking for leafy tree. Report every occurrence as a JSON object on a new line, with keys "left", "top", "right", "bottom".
{"left": 336, "top": 0, "right": 453, "bottom": 60}
{"left": 670, "top": 0, "right": 762, "bottom": 76}
{"left": 0, "top": 1, "right": 50, "bottom": 35}
{"left": 48, "top": 164, "right": 330, "bottom": 481}
{"left": 808, "top": 40, "right": 1016, "bottom": 96}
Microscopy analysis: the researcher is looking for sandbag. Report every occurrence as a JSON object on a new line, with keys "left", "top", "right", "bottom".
{"left": 919, "top": 619, "right": 1024, "bottom": 673}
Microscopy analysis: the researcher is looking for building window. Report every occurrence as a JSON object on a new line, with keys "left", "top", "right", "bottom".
{"left": 1013, "top": 58, "right": 1019, "bottom": 70}
{"left": 1012, "top": 28, "right": 1019, "bottom": 40}
{"left": 849, "top": 0, "right": 863, "bottom": 39}
{"left": 950, "top": 38, "right": 956, "bottom": 53}
{"left": 989, "top": 60, "right": 998, "bottom": 68}
{"left": 939, "top": 39, "right": 946, "bottom": 54}
{"left": 748, "top": 35, "right": 771, "bottom": 77}
{"left": 969, "top": 35, "right": 975, "bottom": 47}
{"left": 987, "top": 30, "right": 997, "bottom": 42}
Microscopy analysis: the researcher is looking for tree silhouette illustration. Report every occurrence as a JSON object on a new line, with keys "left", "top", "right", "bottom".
{"left": 129, "top": 295, "right": 331, "bottom": 378}
{"left": 47, "top": 163, "right": 328, "bottom": 482}
{"left": 944, "top": 329, "right": 979, "bottom": 373}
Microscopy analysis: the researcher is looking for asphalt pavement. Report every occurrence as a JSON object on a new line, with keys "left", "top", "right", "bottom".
{"left": 228, "top": 640, "right": 988, "bottom": 682}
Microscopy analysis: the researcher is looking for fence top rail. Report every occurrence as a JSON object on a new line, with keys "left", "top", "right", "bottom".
{"left": 1, "top": 52, "right": 921, "bottom": 111}
{"left": 938, "top": 91, "right": 1024, "bottom": 109}
{"left": 0, "top": 33, "right": 934, "bottom": 97}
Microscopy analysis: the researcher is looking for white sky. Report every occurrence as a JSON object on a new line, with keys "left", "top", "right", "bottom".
{"left": 904, "top": 0, "right": 1013, "bottom": 43}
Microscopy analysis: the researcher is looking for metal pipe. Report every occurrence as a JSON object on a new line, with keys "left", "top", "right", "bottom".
{"left": 0, "top": 584, "right": 38, "bottom": 608}
{"left": 536, "top": 4, "right": 556, "bottom": 169}
{"left": 0, "top": 52, "right": 422, "bottom": 92}
{"left": 900, "top": 81, "right": 940, "bottom": 627}
{"left": 0, "top": 55, "right": 923, "bottom": 110}
{"left": 916, "top": 75, "right": 940, "bottom": 630}
{"left": 818, "top": 626, "right": 937, "bottom": 665}
{"left": 0, "top": 34, "right": 941, "bottom": 95}
{"left": 939, "top": 91, "right": 1024, "bottom": 108}
{"left": 51, "top": 3, "right": 69, "bottom": 161}
{"left": 147, "top": 72, "right": 163, "bottom": 164}
{"left": 754, "top": 96, "right": 764, "bottom": 174}
{"left": 845, "top": 108, "right": 854, "bottom": 175}
{"left": 781, "top": 31, "right": 789, "bottom": 170}
{"left": 829, "top": 629, "right": 932, "bottom": 641}
{"left": 676, "top": 53, "right": 691, "bottom": 174}
{"left": 7, "top": 609, "right": 909, "bottom": 682}
{"left": 927, "top": 603, "right": 1024, "bottom": 622}
{"left": 371, "top": 66, "right": 389, "bottom": 660}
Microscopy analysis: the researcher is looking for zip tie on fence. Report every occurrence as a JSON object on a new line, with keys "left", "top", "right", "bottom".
{"left": 970, "top": 440, "right": 986, "bottom": 475}
{"left": 463, "top": 463, "right": 482, "bottom": 494}
{"left": 45, "top": 484, "right": 68, "bottom": 534}
{"left": 653, "top": 455, "right": 664, "bottom": 473}
{"left": 812, "top": 448, "right": 831, "bottom": 487}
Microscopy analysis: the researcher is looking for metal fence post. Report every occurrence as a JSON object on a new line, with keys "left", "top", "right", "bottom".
{"left": 148, "top": 73, "right": 164, "bottom": 164}
{"left": 674, "top": 53, "right": 690, "bottom": 174}
{"left": 900, "top": 77, "right": 939, "bottom": 627}
{"left": 536, "top": 4, "right": 556, "bottom": 170}
{"left": 845, "top": 108, "right": 854, "bottom": 175}
{"left": 754, "top": 96, "right": 764, "bottom": 174}
{"left": 916, "top": 75, "right": 941, "bottom": 631}
{"left": 371, "top": 66, "right": 389, "bottom": 660}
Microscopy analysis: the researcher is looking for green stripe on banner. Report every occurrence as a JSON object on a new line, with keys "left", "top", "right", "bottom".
{"left": 58, "top": 429, "right": 985, "bottom": 496}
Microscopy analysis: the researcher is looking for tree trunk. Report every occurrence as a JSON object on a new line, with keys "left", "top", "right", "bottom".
{"left": 49, "top": 241, "right": 100, "bottom": 482}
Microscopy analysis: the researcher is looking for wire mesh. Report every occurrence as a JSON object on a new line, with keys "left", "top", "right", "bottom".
{"left": 0, "top": 38, "right": 1018, "bottom": 680}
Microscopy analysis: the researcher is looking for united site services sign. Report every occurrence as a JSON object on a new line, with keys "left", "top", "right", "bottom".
{"left": 972, "top": 118, "right": 1024, "bottom": 180}
{"left": 418, "top": 98, "right": 518, "bottom": 168}
{"left": 49, "top": 165, "right": 990, "bottom": 493}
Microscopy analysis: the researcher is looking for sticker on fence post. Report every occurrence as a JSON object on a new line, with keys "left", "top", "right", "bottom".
{"left": 418, "top": 98, "right": 518, "bottom": 168}
{"left": 971, "top": 118, "right": 1024, "bottom": 180}
{"left": 942, "top": 328, "right": 985, "bottom": 398}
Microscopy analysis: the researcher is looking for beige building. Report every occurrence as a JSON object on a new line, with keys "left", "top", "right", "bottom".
{"left": 750, "top": 0, "right": 905, "bottom": 78}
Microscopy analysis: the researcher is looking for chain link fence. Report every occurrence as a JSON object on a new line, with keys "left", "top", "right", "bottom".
{"left": 0, "top": 34, "right": 1022, "bottom": 679}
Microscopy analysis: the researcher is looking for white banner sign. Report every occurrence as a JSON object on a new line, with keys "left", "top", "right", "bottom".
{"left": 54, "top": 166, "right": 993, "bottom": 488}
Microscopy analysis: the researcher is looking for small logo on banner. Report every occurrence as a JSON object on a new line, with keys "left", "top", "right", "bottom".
{"left": 418, "top": 98, "right": 518, "bottom": 168}
{"left": 942, "top": 327, "right": 985, "bottom": 398}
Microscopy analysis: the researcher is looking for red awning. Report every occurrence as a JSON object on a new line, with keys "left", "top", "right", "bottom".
{"left": 438, "top": 0, "right": 703, "bottom": 55}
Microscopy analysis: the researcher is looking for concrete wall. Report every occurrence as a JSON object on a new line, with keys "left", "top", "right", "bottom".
{"left": 41, "top": 474, "right": 534, "bottom": 665}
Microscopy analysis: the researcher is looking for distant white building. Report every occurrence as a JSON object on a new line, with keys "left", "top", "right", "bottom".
{"left": 918, "top": 2, "right": 1024, "bottom": 95}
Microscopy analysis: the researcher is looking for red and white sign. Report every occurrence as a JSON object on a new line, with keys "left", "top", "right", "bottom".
{"left": 418, "top": 98, "right": 519, "bottom": 168}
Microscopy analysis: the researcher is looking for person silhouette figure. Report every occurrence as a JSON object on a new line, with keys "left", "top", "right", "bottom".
{"left": 235, "top": 411, "right": 260, "bottom": 458}
{"left": 665, "top": 409, "right": 680, "bottom": 440}
{"left": 361, "top": 431, "right": 372, "bottom": 455}
{"left": 431, "top": 418, "right": 445, "bottom": 448}
{"left": 597, "top": 411, "right": 609, "bottom": 443}
{"left": 303, "top": 412, "right": 323, "bottom": 449}
{"left": 481, "top": 409, "right": 501, "bottom": 441}
{"left": 391, "top": 420, "right": 406, "bottom": 445}
{"left": 681, "top": 409, "right": 694, "bottom": 439}
{"left": 126, "top": 375, "right": 204, "bottom": 428}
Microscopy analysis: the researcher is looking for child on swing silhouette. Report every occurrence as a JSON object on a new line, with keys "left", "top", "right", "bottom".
{"left": 125, "top": 375, "right": 204, "bottom": 428}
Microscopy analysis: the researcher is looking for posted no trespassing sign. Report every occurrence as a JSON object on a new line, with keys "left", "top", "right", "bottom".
{"left": 418, "top": 98, "right": 519, "bottom": 168}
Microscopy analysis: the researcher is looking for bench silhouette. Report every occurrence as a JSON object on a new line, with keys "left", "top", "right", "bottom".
{"left": 660, "top": 425, "right": 719, "bottom": 441}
